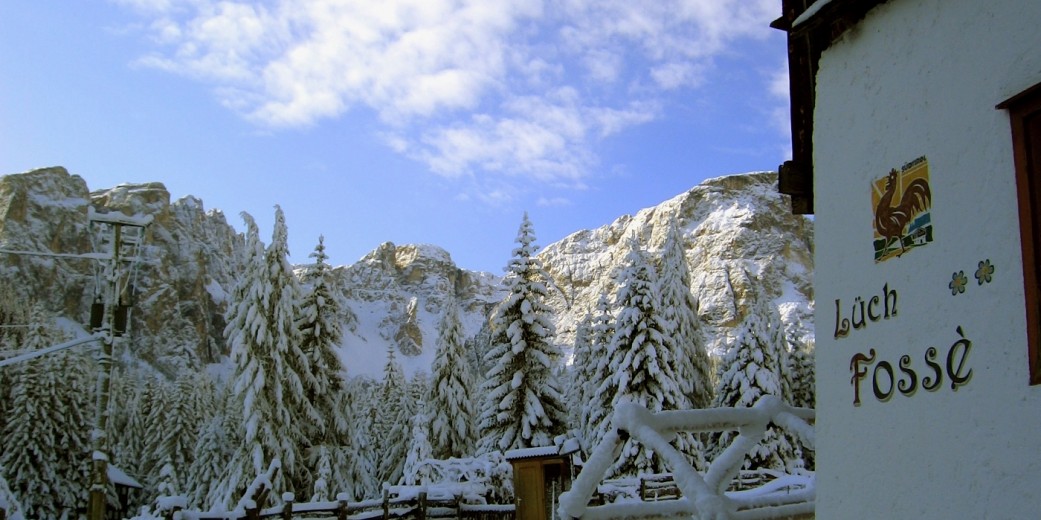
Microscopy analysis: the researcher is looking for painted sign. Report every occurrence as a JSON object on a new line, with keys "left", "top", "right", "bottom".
{"left": 833, "top": 257, "right": 996, "bottom": 406}
{"left": 873, "top": 156, "right": 933, "bottom": 262}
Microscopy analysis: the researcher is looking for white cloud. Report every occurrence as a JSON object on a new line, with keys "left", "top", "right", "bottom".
{"left": 764, "top": 60, "right": 793, "bottom": 160}
{"left": 537, "top": 196, "right": 571, "bottom": 207}
{"left": 118, "top": 0, "right": 779, "bottom": 196}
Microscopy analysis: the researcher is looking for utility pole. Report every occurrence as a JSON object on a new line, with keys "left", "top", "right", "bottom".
{"left": 85, "top": 209, "right": 151, "bottom": 520}
{"left": 0, "top": 208, "right": 150, "bottom": 520}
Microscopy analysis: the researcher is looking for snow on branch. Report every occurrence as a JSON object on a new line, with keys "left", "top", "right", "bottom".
{"left": 558, "top": 396, "right": 815, "bottom": 520}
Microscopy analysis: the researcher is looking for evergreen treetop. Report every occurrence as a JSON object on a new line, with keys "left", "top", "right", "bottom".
{"left": 478, "top": 213, "right": 567, "bottom": 453}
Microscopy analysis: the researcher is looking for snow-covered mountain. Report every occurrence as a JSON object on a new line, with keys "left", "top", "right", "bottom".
{"left": 539, "top": 172, "right": 814, "bottom": 357}
{"left": 0, "top": 167, "right": 813, "bottom": 379}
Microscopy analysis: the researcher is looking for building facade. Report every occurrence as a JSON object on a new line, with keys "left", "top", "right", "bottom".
{"left": 774, "top": 0, "right": 1041, "bottom": 516}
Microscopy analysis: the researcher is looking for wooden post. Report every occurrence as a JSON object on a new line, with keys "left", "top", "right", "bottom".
{"left": 382, "top": 487, "right": 390, "bottom": 520}
{"left": 282, "top": 494, "right": 294, "bottom": 520}
{"left": 418, "top": 491, "right": 427, "bottom": 520}
{"left": 337, "top": 496, "right": 350, "bottom": 520}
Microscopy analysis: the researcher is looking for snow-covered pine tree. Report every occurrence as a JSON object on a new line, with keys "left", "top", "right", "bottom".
{"left": 465, "top": 321, "right": 494, "bottom": 381}
{"left": 219, "top": 208, "right": 315, "bottom": 505}
{"left": 1, "top": 335, "right": 61, "bottom": 518}
{"left": 785, "top": 338, "right": 814, "bottom": 471}
{"left": 140, "top": 376, "right": 170, "bottom": 491}
{"left": 583, "top": 293, "right": 615, "bottom": 454}
{"left": 566, "top": 313, "right": 595, "bottom": 443}
{"left": 55, "top": 333, "right": 94, "bottom": 509}
{"left": 141, "top": 370, "right": 206, "bottom": 501}
{"left": 375, "top": 347, "right": 410, "bottom": 486}
{"left": 165, "top": 371, "right": 204, "bottom": 492}
{"left": 477, "top": 213, "right": 566, "bottom": 453}
{"left": 382, "top": 371, "right": 427, "bottom": 481}
{"left": 310, "top": 445, "right": 333, "bottom": 502}
{"left": 109, "top": 369, "right": 148, "bottom": 482}
{"left": 592, "top": 236, "right": 702, "bottom": 476}
{"left": 186, "top": 383, "right": 238, "bottom": 510}
{"left": 710, "top": 292, "right": 796, "bottom": 471}
{"left": 658, "top": 217, "right": 714, "bottom": 410}
{"left": 428, "top": 301, "right": 477, "bottom": 459}
{"left": 0, "top": 306, "right": 91, "bottom": 517}
{"left": 341, "top": 378, "right": 378, "bottom": 500}
{"left": 0, "top": 465, "right": 25, "bottom": 520}
{"left": 153, "top": 459, "right": 179, "bottom": 507}
{"left": 409, "top": 371, "right": 429, "bottom": 412}
{"left": 298, "top": 235, "right": 346, "bottom": 447}
{"left": 787, "top": 339, "right": 815, "bottom": 409}
{"left": 0, "top": 296, "right": 25, "bottom": 428}
{"left": 400, "top": 411, "right": 435, "bottom": 485}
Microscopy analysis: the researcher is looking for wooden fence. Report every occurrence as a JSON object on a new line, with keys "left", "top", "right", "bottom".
{"left": 167, "top": 484, "right": 514, "bottom": 520}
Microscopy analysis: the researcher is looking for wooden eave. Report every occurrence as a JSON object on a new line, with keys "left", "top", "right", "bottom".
{"left": 771, "top": 0, "right": 891, "bottom": 215}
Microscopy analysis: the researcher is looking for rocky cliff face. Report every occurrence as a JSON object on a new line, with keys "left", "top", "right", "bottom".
{"left": 538, "top": 172, "right": 814, "bottom": 356}
{"left": 333, "top": 242, "right": 504, "bottom": 377}
{"left": 0, "top": 167, "right": 244, "bottom": 373}
{"left": 0, "top": 167, "right": 813, "bottom": 379}
{"left": 0, "top": 167, "right": 95, "bottom": 315}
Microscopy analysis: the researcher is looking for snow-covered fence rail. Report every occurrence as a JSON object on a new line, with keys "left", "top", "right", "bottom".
{"left": 558, "top": 396, "right": 815, "bottom": 520}
{"left": 157, "top": 485, "right": 516, "bottom": 520}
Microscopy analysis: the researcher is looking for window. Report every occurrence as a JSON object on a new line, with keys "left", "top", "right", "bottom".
{"left": 999, "top": 81, "right": 1041, "bottom": 385}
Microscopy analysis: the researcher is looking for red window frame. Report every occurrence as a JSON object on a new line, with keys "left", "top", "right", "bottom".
{"left": 1000, "top": 81, "right": 1041, "bottom": 385}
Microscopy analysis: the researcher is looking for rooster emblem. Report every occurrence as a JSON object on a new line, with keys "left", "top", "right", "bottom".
{"left": 874, "top": 168, "right": 932, "bottom": 257}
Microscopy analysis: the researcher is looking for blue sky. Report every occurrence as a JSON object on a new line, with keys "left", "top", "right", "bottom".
{"left": 0, "top": 0, "right": 789, "bottom": 274}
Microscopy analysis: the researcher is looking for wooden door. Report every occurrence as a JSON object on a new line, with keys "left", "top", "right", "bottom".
{"left": 514, "top": 461, "right": 545, "bottom": 520}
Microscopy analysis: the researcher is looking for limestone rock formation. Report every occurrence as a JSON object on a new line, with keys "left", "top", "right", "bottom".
{"left": 341, "top": 242, "right": 504, "bottom": 374}
{"left": 538, "top": 172, "right": 814, "bottom": 356}
{"left": 0, "top": 167, "right": 244, "bottom": 374}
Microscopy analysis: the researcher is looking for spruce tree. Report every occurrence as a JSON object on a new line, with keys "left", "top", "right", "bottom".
{"left": 220, "top": 208, "right": 314, "bottom": 504}
{"left": 341, "top": 379, "right": 378, "bottom": 500}
{"left": 583, "top": 293, "right": 615, "bottom": 453}
{"left": 55, "top": 338, "right": 94, "bottom": 511}
{"left": 659, "top": 217, "right": 714, "bottom": 409}
{"left": 478, "top": 213, "right": 567, "bottom": 453}
{"left": 592, "top": 236, "right": 701, "bottom": 476}
{"left": 400, "top": 411, "right": 435, "bottom": 485}
{"left": 465, "top": 321, "right": 494, "bottom": 381}
{"left": 186, "top": 384, "right": 237, "bottom": 510}
{"left": 1, "top": 344, "right": 61, "bottom": 518}
{"left": 310, "top": 445, "right": 334, "bottom": 502}
{"left": 0, "top": 465, "right": 25, "bottom": 520}
{"left": 566, "top": 313, "right": 595, "bottom": 444}
{"left": 710, "top": 294, "right": 796, "bottom": 471}
{"left": 141, "top": 377, "right": 173, "bottom": 499}
{"left": 428, "top": 302, "right": 477, "bottom": 459}
{"left": 788, "top": 339, "right": 815, "bottom": 409}
{"left": 0, "top": 306, "right": 90, "bottom": 516}
{"left": 109, "top": 369, "right": 148, "bottom": 482}
{"left": 375, "top": 347, "right": 410, "bottom": 486}
{"left": 171, "top": 372, "right": 204, "bottom": 489}
{"left": 298, "top": 235, "right": 347, "bottom": 447}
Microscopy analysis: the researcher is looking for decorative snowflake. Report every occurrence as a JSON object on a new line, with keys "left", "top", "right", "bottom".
{"left": 974, "top": 259, "right": 995, "bottom": 285}
{"left": 949, "top": 270, "right": 967, "bottom": 296}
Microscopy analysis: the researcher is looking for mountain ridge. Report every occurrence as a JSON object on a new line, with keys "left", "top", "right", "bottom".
{"left": 0, "top": 166, "right": 813, "bottom": 379}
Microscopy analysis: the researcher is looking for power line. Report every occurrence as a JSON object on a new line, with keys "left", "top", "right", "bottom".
{"left": 0, "top": 334, "right": 103, "bottom": 368}
{"left": 0, "top": 248, "right": 107, "bottom": 260}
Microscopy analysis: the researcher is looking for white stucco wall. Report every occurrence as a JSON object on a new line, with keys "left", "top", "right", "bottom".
{"left": 812, "top": 0, "right": 1041, "bottom": 517}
